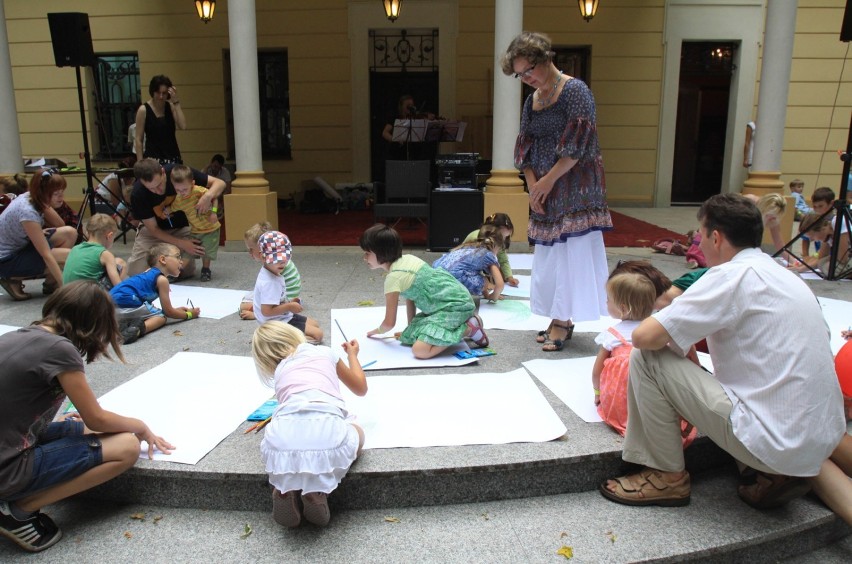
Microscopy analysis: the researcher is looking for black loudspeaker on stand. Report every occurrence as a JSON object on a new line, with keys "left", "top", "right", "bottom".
{"left": 427, "top": 190, "right": 484, "bottom": 251}
{"left": 47, "top": 13, "right": 99, "bottom": 221}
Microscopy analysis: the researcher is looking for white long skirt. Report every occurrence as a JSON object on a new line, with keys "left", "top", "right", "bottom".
{"left": 530, "top": 230, "right": 608, "bottom": 322}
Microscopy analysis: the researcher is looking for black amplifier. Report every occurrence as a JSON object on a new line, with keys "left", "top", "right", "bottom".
{"left": 435, "top": 153, "right": 479, "bottom": 188}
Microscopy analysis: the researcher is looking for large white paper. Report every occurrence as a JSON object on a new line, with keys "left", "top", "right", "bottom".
{"left": 477, "top": 299, "right": 615, "bottom": 334}
{"left": 153, "top": 284, "right": 248, "bottom": 320}
{"left": 97, "top": 352, "right": 272, "bottom": 464}
{"left": 523, "top": 357, "right": 602, "bottom": 422}
{"left": 506, "top": 253, "right": 534, "bottom": 271}
{"left": 500, "top": 274, "right": 531, "bottom": 298}
{"left": 817, "top": 296, "right": 852, "bottom": 355}
{"left": 342, "top": 369, "right": 566, "bottom": 449}
{"left": 524, "top": 352, "right": 717, "bottom": 424}
{"left": 331, "top": 307, "right": 477, "bottom": 370}
{"left": 0, "top": 324, "right": 20, "bottom": 336}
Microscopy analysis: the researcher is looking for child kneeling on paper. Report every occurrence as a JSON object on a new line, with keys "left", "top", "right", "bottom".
{"left": 252, "top": 321, "right": 366, "bottom": 527}
{"left": 0, "top": 282, "right": 172, "bottom": 553}
{"left": 109, "top": 243, "right": 201, "bottom": 344}
{"left": 360, "top": 223, "right": 486, "bottom": 359}
{"left": 252, "top": 231, "right": 322, "bottom": 343}
{"left": 62, "top": 213, "right": 128, "bottom": 290}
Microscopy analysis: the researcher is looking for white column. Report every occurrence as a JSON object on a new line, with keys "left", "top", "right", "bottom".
{"left": 752, "top": 0, "right": 798, "bottom": 171}
{"left": 227, "top": 0, "right": 262, "bottom": 172}
{"left": 223, "top": 0, "right": 276, "bottom": 248}
{"left": 0, "top": 0, "right": 23, "bottom": 173}
{"left": 491, "top": 0, "right": 523, "bottom": 170}
{"left": 483, "top": 0, "right": 527, "bottom": 242}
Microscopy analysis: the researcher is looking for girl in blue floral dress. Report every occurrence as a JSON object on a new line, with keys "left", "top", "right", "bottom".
{"left": 502, "top": 31, "right": 613, "bottom": 351}
{"left": 433, "top": 229, "right": 505, "bottom": 302}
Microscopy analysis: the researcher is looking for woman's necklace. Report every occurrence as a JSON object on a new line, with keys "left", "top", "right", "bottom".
{"left": 537, "top": 70, "right": 563, "bottom": 107}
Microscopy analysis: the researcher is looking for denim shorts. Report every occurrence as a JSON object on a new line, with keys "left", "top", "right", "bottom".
{"left": 4, "top": 421, "right": 103, "bottom": 501}
{"left": 0, "top": 231, "right": 57, "bottom": 278}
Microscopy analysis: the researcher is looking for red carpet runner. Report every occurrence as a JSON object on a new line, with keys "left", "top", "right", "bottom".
{"left": 275, "top": 208, "right": 684, "bottom": 248}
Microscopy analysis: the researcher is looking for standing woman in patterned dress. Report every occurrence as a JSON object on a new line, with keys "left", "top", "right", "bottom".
{"left": 501, "top": 31, "right": 613, "bottom": 352}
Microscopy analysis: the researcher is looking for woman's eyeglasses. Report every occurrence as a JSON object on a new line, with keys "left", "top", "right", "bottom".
{"left": 512, "top": 63, "right": 536, "bottom": 80}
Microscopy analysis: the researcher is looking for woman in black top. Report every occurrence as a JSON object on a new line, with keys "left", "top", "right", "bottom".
{"left": 134, "top": 75, "right": 186, "bottom": 164}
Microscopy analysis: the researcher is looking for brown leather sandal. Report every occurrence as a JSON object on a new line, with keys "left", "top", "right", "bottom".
{"left": 599, "top": 468, "right": 691, "bottom": 507}
{"left": 737, "top": 472, "right": 811, "bottom": 509}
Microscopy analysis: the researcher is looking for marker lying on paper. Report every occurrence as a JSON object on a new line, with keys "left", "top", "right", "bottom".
{"left": 334, "top": 319, "right": 349, "bottom": 342}
{"left": 361, "top": 360, "right": 377, "bottom": 369}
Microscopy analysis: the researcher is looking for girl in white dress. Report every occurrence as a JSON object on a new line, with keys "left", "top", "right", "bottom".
{"left": 252, "top": 321, "right": 367, "bottom": 527}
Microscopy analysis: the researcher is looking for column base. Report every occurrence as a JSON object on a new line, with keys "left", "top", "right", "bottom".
{"left": 223, "top": 170, "right": 278, "bottom": 250}
{"left": 484, "top": 169, "right": 529, "bottom": 245}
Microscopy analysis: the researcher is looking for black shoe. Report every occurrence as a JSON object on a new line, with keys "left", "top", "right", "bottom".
{"left": 0, "top": 501, "right": 62, "bottom": 552}
{"left": 119, "top": 318, "right": 146, "bottom": 345}
{"left": 200, "top": 268, "right": 212, "bottom": 282}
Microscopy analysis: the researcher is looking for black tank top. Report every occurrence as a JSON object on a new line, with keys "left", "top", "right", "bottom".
{"left": 143, "top": 102, "right": 181, "bottom": 162}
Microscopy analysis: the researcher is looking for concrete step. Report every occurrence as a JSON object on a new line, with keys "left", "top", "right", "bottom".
{"left": 3, "top": 472, "right": 848, "bottom": 563}
{"left": 83, "top": 421, "right": 732, "bottom": 511}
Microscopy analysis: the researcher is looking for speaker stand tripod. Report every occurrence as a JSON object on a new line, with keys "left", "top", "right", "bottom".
{"left": 774, "top": 110, "right": 852, "bottom": 280}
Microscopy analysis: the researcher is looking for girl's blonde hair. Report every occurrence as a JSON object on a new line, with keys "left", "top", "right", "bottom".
{"left": 756, "top": 193, "right": 786, "bottom": 217}
{"left": 251, "top": 321, "right": 306, "bottom": 385}
{"left": 607, "top": 272, "right": 656, "bottom": 321}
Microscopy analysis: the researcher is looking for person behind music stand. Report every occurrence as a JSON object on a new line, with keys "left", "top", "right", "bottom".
{"left": 382, "top": 94, "right": 417, "bottom": 162}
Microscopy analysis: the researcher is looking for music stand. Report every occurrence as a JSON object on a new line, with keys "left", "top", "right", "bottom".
{"left": 391, "top": 118, "right": 428, "bottom": 160}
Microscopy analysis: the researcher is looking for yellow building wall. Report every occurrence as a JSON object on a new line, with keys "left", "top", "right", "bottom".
{"left": 782, "top": 0, "right": 852, "bottom": 203}
{"left": 4, "top": 1, "right": 849, "bottom": 209}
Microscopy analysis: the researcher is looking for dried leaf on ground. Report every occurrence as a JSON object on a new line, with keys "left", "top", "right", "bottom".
{"left": 153, "top": 515, "right": 163, "bottom": 524}
{"left": 560, "top": 531, "right": 568, "bottom": 538}
{"left": 240, "top": 523, "right": 253, "bottom": 539}
{"left": 481, "top": 512, "right": 490, "bottom": 520}
{"left": 556, "top": 545, "right": 573, "bottom": 559}
{"left": 173, "top": 330, "right": 183, "bottom": 337}
{"left": 383, "top": 516, "right": 401, "bottom": 523}
{"left": 123, "top": 531, "right": 133, "bottom": 539}
{"left": 182, "top": 346, "right": 190, "bottom": 351}
{"left": 129, "top": 513, "right": 145, "bottom": 521}
{"left": 605, "top": 530, "right": 616, "bottom": 543}
{"left": 357, "top": 300, "right": 374, "bottom": 306}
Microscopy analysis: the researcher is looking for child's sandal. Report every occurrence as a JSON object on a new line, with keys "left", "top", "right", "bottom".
{"left": 465, "top": 314, "right": 489, "bottom": 348}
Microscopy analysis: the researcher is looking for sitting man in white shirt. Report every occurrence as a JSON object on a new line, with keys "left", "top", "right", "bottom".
{"left": 600, "top": 193, "right": 847, "bottom": 510}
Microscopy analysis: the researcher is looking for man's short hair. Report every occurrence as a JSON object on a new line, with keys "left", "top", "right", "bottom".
{"left": 211, "top": 154, "right": 226, "bottom": 165}
{"left": 698, "top": 193, "right": 763, "bottom": 249}
{"left": 812, "top": 186, "right": 836, "bottom": 204}
{"left": 133, "top": 158, "right": 163, "bottom": 182}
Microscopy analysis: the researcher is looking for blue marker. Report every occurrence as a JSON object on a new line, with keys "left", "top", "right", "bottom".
{"left": 361, "top": 360, "right": 377, "bottom": 369}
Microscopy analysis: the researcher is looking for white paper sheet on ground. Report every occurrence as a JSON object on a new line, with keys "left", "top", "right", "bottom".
{"left": 506, "top": 253, "right": 534, "bottom": 270}
{"left": 153, "top": 284, "right": 248, "bottom": 319}
{"left": 817, "top": 296, "right": 852, "bottom": 354}
{"left": 331, "top": 307, "right": 476, "bottom": 370}
{"left": 341, "top": 368, "right": 566, "bottom": 449}
{"left": 799, "top": 271, "right": 851, "bottom": 281}
{"left": 0, "top": 324, "right": 20, "bottom": 336}
{"left": 477, "top": 299, "right": 616, "bottom": 334}
{"left": 524, "top": 352, "right": 718, "bottom": 424}
{"left": 523, "top": 357, "right": 602, "bottom": 422}
{"left": 500, "top": 274, "right": 531, "bottom": 298}
{"left": 97, "top": 352, "right": 272, "bottom": 464}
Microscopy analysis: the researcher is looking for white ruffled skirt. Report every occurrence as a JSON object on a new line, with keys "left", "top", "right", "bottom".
{"left": 260, "top": 394, "right": 360, "bottom": 495}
